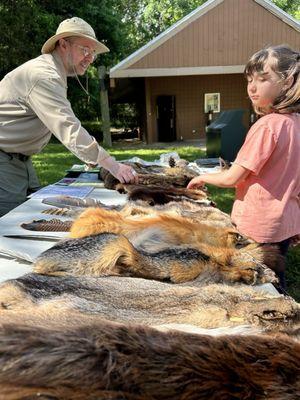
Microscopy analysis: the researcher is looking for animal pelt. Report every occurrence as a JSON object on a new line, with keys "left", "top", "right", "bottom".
{"left": 33, "top": 233, "right": 277, "bottom": 285}
{"left": 99, "top": 163, "right": 198, "bottom": 190}
{"left": 0, "top": 274, "right": 299, "bottom": 330}
{"left": 120, "top": 200, "right": 234, "bottom": 228}
{"left": 116, "top": 184, "right": 209, "bottom": 205}
{"left": 0, "top": 313, "right": 299, "bottom": 400}
{"left": 69, "top": 207, "right": 247, "bottom": 249}
{"left": 42, "top": 197, "right": 234, "bottom": 229}
{"left": 69, "top": 208, "right": 283, "bottom": 272}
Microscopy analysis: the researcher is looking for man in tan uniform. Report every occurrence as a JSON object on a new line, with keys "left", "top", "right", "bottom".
{"left": 0, "top": 17, "right": 136, "bottom": 216}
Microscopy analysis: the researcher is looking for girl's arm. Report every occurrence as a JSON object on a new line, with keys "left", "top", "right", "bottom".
{"left": 187, "top": 164, "right": 250, "bottom": 189}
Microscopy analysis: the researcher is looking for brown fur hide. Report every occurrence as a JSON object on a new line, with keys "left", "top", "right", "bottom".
{"left": 99, "top": 163, "right": 198, "bottom": 189}
{"left": 0, "top": 274, "right": 298, "bottom": 330}
{"left": 0, "top": 312, "right": 299, "bottom": 400}
{"left": 116, "top": 184, "right": 209, "bottom": 204}
{"left": 33, "top": 233, "right": 277, "bottom": 285}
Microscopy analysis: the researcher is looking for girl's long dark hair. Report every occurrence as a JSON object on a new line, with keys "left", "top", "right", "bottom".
{"left": 244, "top": 45, "right": 300, "bottom": 115}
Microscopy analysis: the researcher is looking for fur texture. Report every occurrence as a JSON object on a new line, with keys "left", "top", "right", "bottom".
{"left": 120, "top": 199, "right": 234, "bottom": 228}
{"left": 1, "top": 274, "right": 298, "bottom": 330}
{"left": 69, "top": 207, "right": 282, "bottom": 274}
{"left": 99, "top": 163, "right": 198, "bottom": 190}
{"left": 70, "top": 207, "right": 247, "bottom": 248}
{"left": 33, "top": 233, "right": 277, "bottom": 285}
{"left": 0, "top": 314, "right": 299, "bottom": 400}
{"left": 116, "top": 184, "right": 209, "bottom": 204}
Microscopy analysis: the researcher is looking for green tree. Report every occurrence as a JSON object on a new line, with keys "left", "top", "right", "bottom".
{"left": 273, "top": 0, "right": 300, "bottom": 18}
{"left": 112, "top": 0, "right": 299, "bottom": 58}
{"left": 0, "top": 0, "right": 126, "bottom": 122}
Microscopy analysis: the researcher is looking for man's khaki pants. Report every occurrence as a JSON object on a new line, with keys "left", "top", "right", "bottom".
{"left": 0, "top": 151, "right": 40, "bottom": 217}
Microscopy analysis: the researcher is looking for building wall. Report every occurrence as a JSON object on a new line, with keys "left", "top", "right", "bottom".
{"left": 145, "top": 74, "right": 250, "bottom": 143}
{"left": 132, "top": 0, "right": 300, "bottom": 69}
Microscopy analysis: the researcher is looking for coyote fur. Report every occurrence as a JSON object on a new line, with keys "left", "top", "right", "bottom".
{"left": 33, "top": 232, "right": 277, "bottom": 285}
{"left": 0, "top": 313, "right": 299, "bottom": 400}
{"left": 119, "top": 200, "right": 233, "bottom": 228}
{"left": 0, "top": 274, "right": 298, "bottom": 330}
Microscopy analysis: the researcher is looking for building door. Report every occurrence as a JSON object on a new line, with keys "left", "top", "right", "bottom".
{"left": 156, "top": 95, "right": 176, "bottom": 142}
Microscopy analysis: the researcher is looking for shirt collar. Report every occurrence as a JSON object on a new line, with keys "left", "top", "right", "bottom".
{"left": 52, "top": 50, "right": 67, "bottom": 87}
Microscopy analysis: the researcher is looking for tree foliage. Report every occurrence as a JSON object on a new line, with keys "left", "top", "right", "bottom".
{"left": 0, "top": 0, "right": 123, "bottom": 78}
{"left": 0, "top": 0, "right": 299, "bottom": 122}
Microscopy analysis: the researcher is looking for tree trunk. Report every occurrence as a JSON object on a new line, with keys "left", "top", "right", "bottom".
{"left": 98, "top": 66, "right": 112, "bottom": 147}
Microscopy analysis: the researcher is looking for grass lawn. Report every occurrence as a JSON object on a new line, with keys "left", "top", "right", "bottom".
{"left": 32, "top": 142, "right": 299, "bottom": 301}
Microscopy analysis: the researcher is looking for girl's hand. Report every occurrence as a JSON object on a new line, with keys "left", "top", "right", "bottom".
{"left": 187, "top": 176, "right": 206, "bottom": 189}
{"left": 290, "top": 234, "right": 300, "bottom": 248}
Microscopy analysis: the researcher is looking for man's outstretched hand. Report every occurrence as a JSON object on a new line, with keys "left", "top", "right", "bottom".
{"left": 100, "top": 156, "right": 138, "bottom": 184}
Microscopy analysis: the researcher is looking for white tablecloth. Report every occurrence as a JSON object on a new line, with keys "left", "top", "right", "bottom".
{"left": 0, "top": 183, "right": 279, "bottom": 297}
{"left": 0, "top": 187, "right": 127, "bottom": 282}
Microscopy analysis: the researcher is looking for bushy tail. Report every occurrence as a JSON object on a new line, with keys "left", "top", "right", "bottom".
{"left": 70, "top": 208, "right": 125, "bottom": 238}
{"left": 34, "top": 233, "right": 142, "bottom": 278}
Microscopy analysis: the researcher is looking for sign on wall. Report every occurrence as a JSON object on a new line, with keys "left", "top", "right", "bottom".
{"left": 204, "top": 93, "right": 220, "bottom": 113}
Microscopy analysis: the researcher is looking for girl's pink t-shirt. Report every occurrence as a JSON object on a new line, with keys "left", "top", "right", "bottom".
{"left": 232, "top": 113, "right": 300, "bottom": 243}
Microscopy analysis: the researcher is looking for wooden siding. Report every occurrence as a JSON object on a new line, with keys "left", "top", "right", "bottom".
{"left": 132, "top": 0, "right": 300, "bottom": 69}
{"left": 145, "top": 74, "right": 250, "bottom": 143}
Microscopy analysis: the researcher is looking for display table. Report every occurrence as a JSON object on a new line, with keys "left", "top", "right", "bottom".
{"left": 0, "top": 171, "right": 280, "bottom": 297}
{"left": 0, "top": 185, "right": 127, "bottom": 283}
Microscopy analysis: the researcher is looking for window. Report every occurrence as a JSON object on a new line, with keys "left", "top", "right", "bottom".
{"left": 204, "top": 93, "right": 220, "bottom": 113}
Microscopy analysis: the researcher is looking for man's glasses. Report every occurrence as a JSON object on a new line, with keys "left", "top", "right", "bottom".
{"left": 68, "top": 41, "right": 97, "bottom": 61}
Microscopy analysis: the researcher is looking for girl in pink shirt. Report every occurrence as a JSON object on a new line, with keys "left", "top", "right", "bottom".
{"left": 188, "top": 45, "right": 300, "bottom": 288}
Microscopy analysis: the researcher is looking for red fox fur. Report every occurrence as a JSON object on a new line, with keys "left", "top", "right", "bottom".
{"left": 69, "top": 207, "right": 244, "bottom": 248}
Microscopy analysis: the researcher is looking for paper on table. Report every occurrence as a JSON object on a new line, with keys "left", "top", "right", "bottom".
{"left": 0, "top": 236, "right": 55, "bottom": 263}
{"left": 29, "top": 185, "right": 94, "bottom": 199}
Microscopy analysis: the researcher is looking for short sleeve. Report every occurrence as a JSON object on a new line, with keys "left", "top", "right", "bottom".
{"left": 234, "top": 119, "right": 277, "bottom": 175}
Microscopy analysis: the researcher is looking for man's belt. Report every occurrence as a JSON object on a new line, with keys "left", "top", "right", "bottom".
{"left": 0, "top": 149, "right": 30, "bottom": 161}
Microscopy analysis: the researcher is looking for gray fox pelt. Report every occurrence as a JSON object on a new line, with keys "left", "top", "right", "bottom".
{"left": 33, "top": 232, "right": 277, "bottom": 285}
{"left": 0, "top": 311, "right": 299, "bottom": 400}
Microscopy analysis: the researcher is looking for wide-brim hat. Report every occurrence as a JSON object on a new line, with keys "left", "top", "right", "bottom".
{"left": 41, "top": 17, "right": 109, "bottom": 55}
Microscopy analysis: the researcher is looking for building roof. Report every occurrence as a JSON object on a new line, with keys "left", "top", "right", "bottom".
{"left": 110, "top": 0, "right": 300, "bottom": 78}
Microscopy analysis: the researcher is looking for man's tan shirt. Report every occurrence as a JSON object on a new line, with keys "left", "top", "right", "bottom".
{"left": 0, "top": 51, "right": 109, "bottom": 164}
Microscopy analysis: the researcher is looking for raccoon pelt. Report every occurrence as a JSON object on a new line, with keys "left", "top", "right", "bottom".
{"left": 69, "top": 207, "right": 247, "bottom": 250}
{"left": 0, "top": 313, "right": 299, "bottom": 400}
{"left": 33, "top": 232, "right": 277, "bottom": 285}
{"left": 116, "top": 184, "right": 209, "bottom": 205}
{"left": 0, "top": 274, "right": 299, "bottom": 331}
